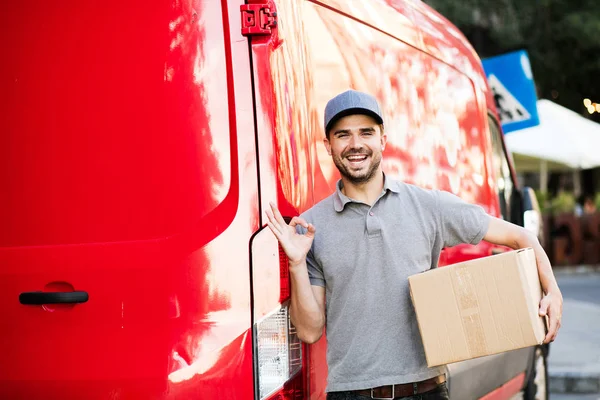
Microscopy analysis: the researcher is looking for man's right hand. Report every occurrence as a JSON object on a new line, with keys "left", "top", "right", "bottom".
{"left": 266, "top": 202, "right": 316, "bottom": 267}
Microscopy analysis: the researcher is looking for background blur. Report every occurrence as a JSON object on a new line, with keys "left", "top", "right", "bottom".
{"left": 424, "top": 0, "right": 599, "bottom": 121}
{"left": 424, "top": 1, "right": 600, "bottom": 398}
{"left": 424, "top": 0, "right": 600, "bottom": 266}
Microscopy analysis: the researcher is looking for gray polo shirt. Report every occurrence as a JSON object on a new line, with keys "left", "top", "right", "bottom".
{"left": 299, "top": 176, "right": 489, "bottom": 392}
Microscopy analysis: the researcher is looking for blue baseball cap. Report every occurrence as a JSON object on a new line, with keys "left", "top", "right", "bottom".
{"left": 324, "top": 90, "right": 384, "bottom": 135}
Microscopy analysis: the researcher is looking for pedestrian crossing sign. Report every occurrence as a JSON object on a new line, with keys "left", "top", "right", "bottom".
{"left": 482, "top": 50, "right": 540, "bottom": 134}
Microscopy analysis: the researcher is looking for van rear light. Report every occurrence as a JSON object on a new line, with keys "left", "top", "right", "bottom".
{"left": 256, "top": 303, "right": 304, "bottom": 400}
{"left": 252, "top": 225, "right": 307, "bottom": 399}
{"left": 279, "top": 246, "right": 290, "bottom": 302}
{"left": 267, "top": 371, "right": 305, "bottom": 400}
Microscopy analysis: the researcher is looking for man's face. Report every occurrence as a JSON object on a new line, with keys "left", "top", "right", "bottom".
{"left": 325, "top": 114, "right": 387, "bottom": 184}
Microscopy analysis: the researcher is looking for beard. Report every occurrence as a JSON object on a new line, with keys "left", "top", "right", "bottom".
{"left": 332, "top": 147, "right": 382, "bottom": 184}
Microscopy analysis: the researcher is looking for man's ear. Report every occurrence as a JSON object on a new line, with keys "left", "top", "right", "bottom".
{"left": 380, "top": 129, "right": 387, "bottom": 151}
{"left": 324, "top": 136, "right": 332, "bottom": 156}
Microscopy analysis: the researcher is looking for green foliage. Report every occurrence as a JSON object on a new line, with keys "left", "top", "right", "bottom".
{"left": 549, "top": 191, "right": 576, "bottom": 215}
{"left": 423, "top": 0, "right": 600, "bottom": 117}
{"left": 535, "top": 190, "right": 549, "bottom": 213}
{"left": 595, "top": 193, "right": 600, "bottom": 211}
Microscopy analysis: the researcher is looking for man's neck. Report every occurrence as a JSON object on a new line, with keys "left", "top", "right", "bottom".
{"left": 341, "top": 171, "right": 385, "bottom": 206}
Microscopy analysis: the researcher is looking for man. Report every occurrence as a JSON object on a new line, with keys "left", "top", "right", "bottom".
{"left": 265, "top": 90, "right": 562, "bottom": 400}
{"left": 583, "top": 195, "right": 597, "bottom": 215}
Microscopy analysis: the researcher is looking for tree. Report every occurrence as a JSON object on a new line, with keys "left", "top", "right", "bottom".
{"left": 424, "top": 0, "right": 600, "bottom": 121}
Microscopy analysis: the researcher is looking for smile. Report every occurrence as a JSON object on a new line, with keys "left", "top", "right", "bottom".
{"left": 346, "top": 155, "right": 368, "bottom": 164}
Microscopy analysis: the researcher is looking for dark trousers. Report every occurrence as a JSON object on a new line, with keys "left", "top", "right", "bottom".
{"left": 326, "top": 382, "right": 449, "bottom": 400}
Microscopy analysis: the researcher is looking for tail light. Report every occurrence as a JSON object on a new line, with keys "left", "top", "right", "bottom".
{"left": 252, "top": 232, "right": 307, "bottom": 400}
{"left": 256, "top": 302, "right": 304, "bottom": 399}
{"left": 279, "top": 245, "right": 290, "bottom": 303}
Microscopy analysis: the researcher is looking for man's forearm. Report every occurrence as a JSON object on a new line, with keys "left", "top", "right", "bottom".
{"left": 518, "top": 231, "right": 560, "bottom": 295}
{"left": 485, "top": 217, "right": 560, "bottom": 295}
{"left": 289, "top": 260, "right": 325, "bottom": 344}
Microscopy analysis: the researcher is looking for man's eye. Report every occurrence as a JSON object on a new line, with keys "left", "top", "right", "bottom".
{"left": 337, "top": 133, "right": 349, "bottom": 138}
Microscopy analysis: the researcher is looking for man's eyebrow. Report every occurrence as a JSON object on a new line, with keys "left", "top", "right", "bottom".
{"left": 333, "top": 129, "right": 351, "bottom": 135}
{"left": 360, "top": 127, "right": 376, "bottom": 132}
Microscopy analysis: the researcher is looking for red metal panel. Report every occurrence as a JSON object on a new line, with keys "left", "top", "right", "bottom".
{"left": 250, "top": 0, "right": 315, "bottom": 219}
{"left": 0, "top": 0, "right": 257, "bottom": 398}
{"left": 479, "top": 372, "right": 526, "bottom": 400}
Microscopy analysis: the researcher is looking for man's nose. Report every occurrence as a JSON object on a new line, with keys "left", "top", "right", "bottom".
{"left": 349, "top": 134, "right": 362, "bottom": 148}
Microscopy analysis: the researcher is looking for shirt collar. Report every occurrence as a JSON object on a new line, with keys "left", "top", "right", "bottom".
{"left": 333, "top": 173, "right": 400, "bottom": 212}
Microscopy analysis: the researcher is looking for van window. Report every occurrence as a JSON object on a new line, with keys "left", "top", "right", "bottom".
{"left": 489, "top": 116, "right": 513, "bottom": 220}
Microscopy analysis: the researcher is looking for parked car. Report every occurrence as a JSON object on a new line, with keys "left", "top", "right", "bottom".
{"left": 0, "top": 0, "right": 547, "bottom": 399}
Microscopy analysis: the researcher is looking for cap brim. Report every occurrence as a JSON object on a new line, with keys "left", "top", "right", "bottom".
{"left": 326, "top": 108, "right": 384, "bottom": 134}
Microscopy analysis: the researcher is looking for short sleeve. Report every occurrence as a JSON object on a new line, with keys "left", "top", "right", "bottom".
{"left": 435, "top": 190, "right": 490, "bottom": 247}
{"left": 306, "top": 249, "right": 325, "bottom": 287}
{"left": 296, "top": 224, "right": 325, "bottom": 287}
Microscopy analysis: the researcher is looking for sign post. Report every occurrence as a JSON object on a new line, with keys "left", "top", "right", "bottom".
{"left": 482, "top": 50, "right": 540, "bottom": 134}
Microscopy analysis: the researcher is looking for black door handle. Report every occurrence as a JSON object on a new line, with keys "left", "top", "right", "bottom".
{"left": 19, "top": 291, "right": 89, "bottom": 305}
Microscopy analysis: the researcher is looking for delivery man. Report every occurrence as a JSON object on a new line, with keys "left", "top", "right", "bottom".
{"left": 266, "top": 90, "right": 562, "bottom": 400}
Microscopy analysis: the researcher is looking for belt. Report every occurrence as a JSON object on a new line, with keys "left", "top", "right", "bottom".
{"left": 353, "top": 375, "right": 446, "bottom": 399}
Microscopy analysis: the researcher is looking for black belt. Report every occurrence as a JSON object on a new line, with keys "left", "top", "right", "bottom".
{"left": 352, "top": 375, "right": 446, "bottom": 399}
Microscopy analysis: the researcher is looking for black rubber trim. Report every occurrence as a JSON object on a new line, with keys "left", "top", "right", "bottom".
{"left": 19, "top": 291, "right": 89, "bottom": 305}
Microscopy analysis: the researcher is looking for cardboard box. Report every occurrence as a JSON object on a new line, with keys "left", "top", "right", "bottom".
{"left": 408, "top": 248, "right": 546, "bottom": 367}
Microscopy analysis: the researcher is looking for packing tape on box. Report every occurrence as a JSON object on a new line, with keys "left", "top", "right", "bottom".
{"left": 453, "top": 265, "right": 488, "bottom": 358}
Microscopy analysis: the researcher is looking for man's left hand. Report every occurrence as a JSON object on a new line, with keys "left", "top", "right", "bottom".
{"left": 539, "top": 290, "right": 563, "bottom": 343}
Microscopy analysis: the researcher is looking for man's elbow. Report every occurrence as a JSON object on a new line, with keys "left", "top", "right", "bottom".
{"left": 515, "top": 226, "right": 540, "bottom": 249}
{"left": 296, "top": 327, "right": 323, "bottom": 344}
{"left": 486, "top": 217, "right": 539, "bottom": 249}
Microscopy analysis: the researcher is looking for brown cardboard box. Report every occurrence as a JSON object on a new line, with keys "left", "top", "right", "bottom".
{"left": 408, "top": 248, "right": 546, "bottom": 367}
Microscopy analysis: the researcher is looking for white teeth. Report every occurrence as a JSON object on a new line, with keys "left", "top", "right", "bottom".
{"left": 347, "top": 155, "right": 367, "bottom": 161}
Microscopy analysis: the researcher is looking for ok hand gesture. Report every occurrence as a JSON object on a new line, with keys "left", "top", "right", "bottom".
{"left": 266, "top": 202, "right": 316, "bottom": 267}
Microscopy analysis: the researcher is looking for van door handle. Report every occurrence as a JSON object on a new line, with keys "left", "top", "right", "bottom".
{"left": 19, "top": 291, "right": 89, "bottom": 305}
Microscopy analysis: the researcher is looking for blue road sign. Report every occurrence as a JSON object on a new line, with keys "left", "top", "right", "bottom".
{"left": 482, "top": 50, "right": 540, "bottom": 133}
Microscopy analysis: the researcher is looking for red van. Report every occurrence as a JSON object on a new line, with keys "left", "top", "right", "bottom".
{"left": 1, "top": 0, "right": 546, "bottom": 399}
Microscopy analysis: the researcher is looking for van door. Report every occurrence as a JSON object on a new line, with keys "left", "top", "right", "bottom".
{"left": 245, "top": 0, "right": 315, "bottom": 217}
{"left": 444, "top": 114, "right": 532, "bottom": 400}
{"left": 244, "top": 1, "right": 317, "bottom": 398}
{"left": 1, "top": 0, "right": 257, "bottom": 398}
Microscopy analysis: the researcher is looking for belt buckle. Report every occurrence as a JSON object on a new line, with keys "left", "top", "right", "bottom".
{"left": 371, "top": 385, "right": 395, "bottom": 400}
